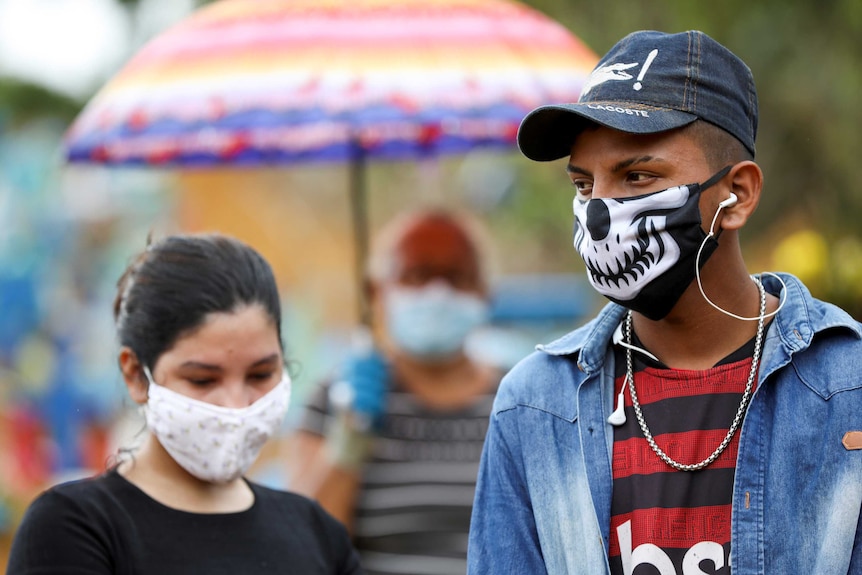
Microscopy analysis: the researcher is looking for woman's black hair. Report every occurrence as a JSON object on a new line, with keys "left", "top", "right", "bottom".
{"left": 113, "top": 233, "right": 283, "bottom": 370}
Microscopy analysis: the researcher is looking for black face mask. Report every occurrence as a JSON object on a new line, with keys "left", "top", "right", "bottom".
{"left": 573, "top": 166, "right": 731, "bottom": 320}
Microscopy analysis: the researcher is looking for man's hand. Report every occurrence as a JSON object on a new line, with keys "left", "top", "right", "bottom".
{"left": 340, "top": 350, "right": 389, "bottom": 429}
{"left": 329, "top": 325, "right": 389, "bottom": 427}
{"left": 326, "top": 348, "right": 389, "bottom": 469}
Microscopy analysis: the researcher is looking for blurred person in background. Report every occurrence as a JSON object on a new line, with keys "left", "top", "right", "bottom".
{"left": 8, "top": 233, "right": 362, "bottom": 575}
{"left": 468, "top": 29, "right": 862, "bottom": 575}
{"left": 290, "top": 208, "right": 502, "bottom": 575}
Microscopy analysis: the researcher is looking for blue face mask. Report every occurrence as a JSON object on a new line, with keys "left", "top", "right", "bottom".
{"left": 385, "top": 281, "right": 489, "bottom": 361}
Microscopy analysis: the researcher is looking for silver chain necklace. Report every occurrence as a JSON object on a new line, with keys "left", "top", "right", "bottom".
{"left": 625, "top": 277, "right": 766, "bottom": 472}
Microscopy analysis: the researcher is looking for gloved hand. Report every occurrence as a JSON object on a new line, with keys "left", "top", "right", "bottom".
{"left": 342, "top": 349, "right": 389, "bottom": 426}
{"left": 327, "top": 349, "right": 389, "bottom": 469}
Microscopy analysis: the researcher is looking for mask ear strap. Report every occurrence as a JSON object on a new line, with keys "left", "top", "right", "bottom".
{"left": 698, "top": 165, "right": 733, "bottom": 193}
{"left": 142, "top": 365, "right": 158, "bottom": 387}
{"left": 702, "top": 166, "right": 735, "bottom": 238}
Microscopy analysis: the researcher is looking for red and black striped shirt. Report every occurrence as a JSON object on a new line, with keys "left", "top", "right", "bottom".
{"left": 608, "top": 335, "right": 757, "bottom": 575}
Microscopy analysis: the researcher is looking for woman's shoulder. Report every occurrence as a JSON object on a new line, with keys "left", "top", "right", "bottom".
{"left": 9, "top": 471, "right": 125, "bottom": 569}
{"left": 29, "top": 469, "right": 120, "bottom": 510}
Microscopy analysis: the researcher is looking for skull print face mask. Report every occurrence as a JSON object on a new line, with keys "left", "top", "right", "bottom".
{"left": 573, "top": 166, "right": 731, "bottom": 320}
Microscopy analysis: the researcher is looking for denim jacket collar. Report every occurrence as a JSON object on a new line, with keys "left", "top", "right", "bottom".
{"left": 536, "top": 273, "right": 861, "bottom": 387}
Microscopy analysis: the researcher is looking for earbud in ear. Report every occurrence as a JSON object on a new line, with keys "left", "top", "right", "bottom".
{"left": 718, "top": 192, "right": 738, "bottom": 209}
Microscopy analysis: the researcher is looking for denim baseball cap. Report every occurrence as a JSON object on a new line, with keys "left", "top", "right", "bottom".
{"left": 518, "top": 30, "right": 758, "bottom": 161}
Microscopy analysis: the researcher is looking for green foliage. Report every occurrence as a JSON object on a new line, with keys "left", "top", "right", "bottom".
{"left": 0, "top": 78, "right": 84, "bottom": 126}
{"left": 485, "top": 153, "right": 583, "bottom": 274}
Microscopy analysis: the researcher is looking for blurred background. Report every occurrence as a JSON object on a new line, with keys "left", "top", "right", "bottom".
{"left": 1, "top": 0, "right": 860, "bottom": 566}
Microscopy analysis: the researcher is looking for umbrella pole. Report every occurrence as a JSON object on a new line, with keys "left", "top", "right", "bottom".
{"left": 350, "top": 151, "right": 372, "bottom": 327}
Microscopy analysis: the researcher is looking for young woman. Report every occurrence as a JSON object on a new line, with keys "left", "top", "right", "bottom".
{"left": 8, "top": 233, "right": 363, "bottom": 575}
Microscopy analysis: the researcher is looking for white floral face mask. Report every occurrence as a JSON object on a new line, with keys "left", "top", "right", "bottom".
{"left": 142, "top": 366, "right": 291, "bottom": 484}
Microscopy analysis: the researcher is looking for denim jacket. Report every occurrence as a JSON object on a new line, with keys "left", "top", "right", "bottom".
{"left": 468, "top": 274, "right": 862, "bottom": 574}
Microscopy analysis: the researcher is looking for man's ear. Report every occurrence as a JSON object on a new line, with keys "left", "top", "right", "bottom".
{"left": 718, "top": 160, "right": 763, "bottom": 231}
{"left": 118, "top": 347, "right": 149, "bottom": 404}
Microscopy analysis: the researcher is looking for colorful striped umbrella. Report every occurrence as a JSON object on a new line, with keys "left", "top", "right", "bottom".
{"left": 64, "top": 0, "right": 596, "bottom": 166}
{"left": 63, "top": 0, "right": 598, "bottom": 321}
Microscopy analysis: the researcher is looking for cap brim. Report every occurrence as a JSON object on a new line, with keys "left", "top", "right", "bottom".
{"left": 517, "top": 103, "right": 699, "bottom": 162}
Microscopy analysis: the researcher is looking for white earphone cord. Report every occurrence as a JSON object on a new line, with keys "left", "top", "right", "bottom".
{"left": 695, "top": 201, "right": 787, "bottom": 321}
{"left": 608, "top": 196, "right": 788, "bottom": 428}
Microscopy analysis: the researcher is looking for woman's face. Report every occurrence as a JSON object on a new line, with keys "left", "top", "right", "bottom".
{"left": 147, "top": 304, "right": 283, "bottom": 408}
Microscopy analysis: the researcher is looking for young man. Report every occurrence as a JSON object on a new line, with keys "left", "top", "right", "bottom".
{"left": 468, "top": 30, "right": 862, "bottom": 575}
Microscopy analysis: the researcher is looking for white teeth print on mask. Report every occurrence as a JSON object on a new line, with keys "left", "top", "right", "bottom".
{"left": 572, "top": 166, "right": 730, "bottom": 320}
{"left": 575, "top": 185, "right": 686, "bottom": 297}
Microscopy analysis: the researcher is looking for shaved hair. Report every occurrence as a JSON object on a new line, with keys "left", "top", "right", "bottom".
{"left": 684, "top": 119, "right": 754, "bottom": 170}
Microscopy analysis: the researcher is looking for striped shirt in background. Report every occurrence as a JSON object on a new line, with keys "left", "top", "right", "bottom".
{"left": 297, "top": 377, "right": 499, "bottom": 575}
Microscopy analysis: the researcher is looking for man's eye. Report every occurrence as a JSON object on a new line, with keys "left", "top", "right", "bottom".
{"left": 627, "top": 172, "right": 655, "bottom": 184}
{"left": 249, "top": 372, "right": 275, "bottom": 381}
{"left": 571, "top": 179, "right": 593, "bottom": 197}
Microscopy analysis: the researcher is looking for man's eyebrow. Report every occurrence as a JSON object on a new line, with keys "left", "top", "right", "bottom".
{"left": 610, "top": 155, "right": 663, "bottom": 173}
{"left": 566, "top": 156, "right": 667, "bottom": 177}
{"left": 566, "top": 164, "right": 590, "bottom": 176}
